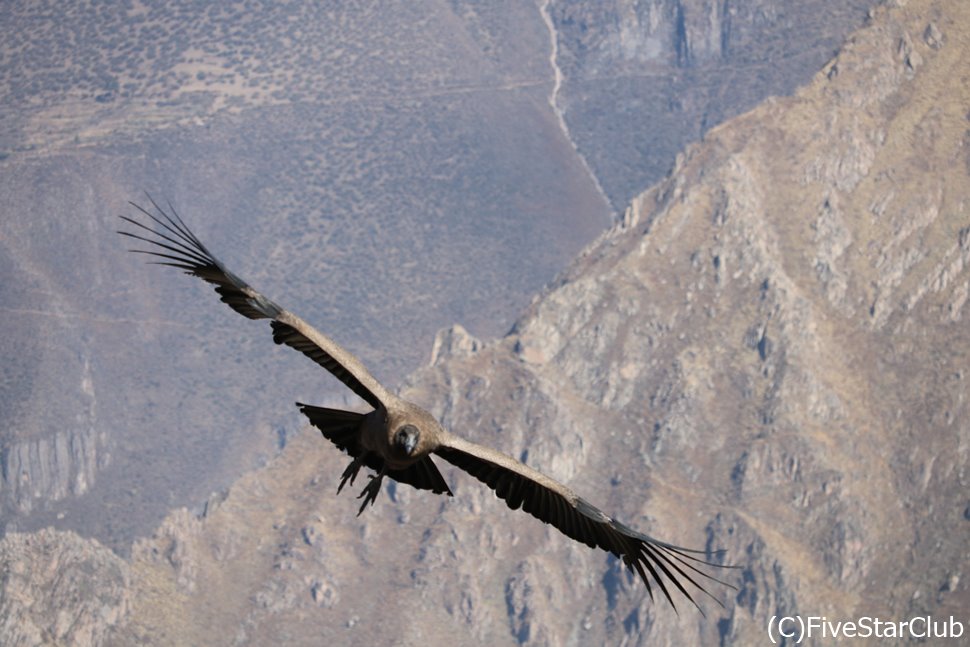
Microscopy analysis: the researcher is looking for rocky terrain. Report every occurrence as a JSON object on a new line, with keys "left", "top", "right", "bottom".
{"left": 0, "top": 0, "right": 877, "bottom": 555}
{"left": 0, "top": 529, "right": 128, "bottom": 647}
{"left": 3, "top": 0, "right": 966, "bottom": 644}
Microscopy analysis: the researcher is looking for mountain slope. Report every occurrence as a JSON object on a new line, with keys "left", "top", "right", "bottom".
{"left": 100, "top": 0, "right": 970, "bottom": 644}
{"left": 1, "top": 0, "right": 966, "bottom": 644}
{"left": 0, "top": 0, "right": 609, "bottom": 549}
{"left": 1, "top": 0, "right": 881, "bottom": 552}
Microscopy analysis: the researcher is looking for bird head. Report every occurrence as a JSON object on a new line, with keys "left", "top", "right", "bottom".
{"left": 394, "top": 424, "right": 420, "bottom": 457}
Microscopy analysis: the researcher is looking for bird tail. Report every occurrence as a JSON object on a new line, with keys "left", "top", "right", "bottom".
{"left": 296, "top": 402, "right": 365, "bottom": 454}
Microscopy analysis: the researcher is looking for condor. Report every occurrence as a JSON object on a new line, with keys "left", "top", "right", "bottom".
{"left": 119, "top": 198, "right": 733, "bottom": 612}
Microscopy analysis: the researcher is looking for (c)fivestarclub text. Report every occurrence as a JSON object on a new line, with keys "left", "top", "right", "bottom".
{"left": 768, "top": 615, "right": 965, "bottom": 643}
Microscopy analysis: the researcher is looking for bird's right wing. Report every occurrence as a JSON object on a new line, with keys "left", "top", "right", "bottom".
{"left": 434, "top": 434, "right": 733, "bottom": 612}
{"left": 118, "top": 197, "right": 390, "bottom": 410}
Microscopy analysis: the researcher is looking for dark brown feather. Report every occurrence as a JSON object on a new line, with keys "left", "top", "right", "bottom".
{"left": 434, "top": 437, "right": 734, "bottom": 612}
{"left": 387, "top": 458, "right": 453, "bottom": 497}
{"left": 273, "top": 322, "right": 383, "bottom": 409}
{"left": 118, "top": 198, "right": 387, "bottom": 410}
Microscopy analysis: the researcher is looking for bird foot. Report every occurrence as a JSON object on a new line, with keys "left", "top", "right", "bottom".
{"left": 356, "top": 473, "right": 384, "bottom": 516}
{"left": 338, "top": 456, "right": 365, "bottom": 495}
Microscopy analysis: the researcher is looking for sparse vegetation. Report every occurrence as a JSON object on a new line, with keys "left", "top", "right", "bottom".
{"left": 0, "top": 1, "right": 547, "bottom": 150}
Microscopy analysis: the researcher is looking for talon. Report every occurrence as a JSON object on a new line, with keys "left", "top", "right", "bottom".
{"left": 356, "top": 473, "right": 384, "bottom": 516}
{"left": 338, "top": 455, "right": 365, "bottom": 494}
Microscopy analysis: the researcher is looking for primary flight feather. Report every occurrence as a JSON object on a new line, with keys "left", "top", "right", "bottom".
{"left": 119, "top": 197, "right": 733, "bottom": 612}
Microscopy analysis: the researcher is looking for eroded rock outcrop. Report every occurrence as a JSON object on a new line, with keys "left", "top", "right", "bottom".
{"left": 0, "top": 529, "right": 128, "bottom": 647}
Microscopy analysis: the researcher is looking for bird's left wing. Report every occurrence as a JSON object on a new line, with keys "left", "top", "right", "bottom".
{"left": 434, "top": 434, "right": 732, "bottom": 611}
{"left": 118, "top": 197, "right": 391, "bottom": 410}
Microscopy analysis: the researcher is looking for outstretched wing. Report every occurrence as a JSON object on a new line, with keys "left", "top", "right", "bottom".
{"left": 118, "top": 196, "right": 390, "bottom": 410}
{"left": 434, "top": 434, "right": 733, "bottom": 612}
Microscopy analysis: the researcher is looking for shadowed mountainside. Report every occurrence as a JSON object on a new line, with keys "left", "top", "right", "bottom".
{"left": 548, "top": 0, "right": 876, "bottom": 210}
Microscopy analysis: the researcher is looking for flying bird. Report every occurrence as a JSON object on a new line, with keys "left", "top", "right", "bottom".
{"left": 118, "top": 197, "right": 733, "bottom": 612}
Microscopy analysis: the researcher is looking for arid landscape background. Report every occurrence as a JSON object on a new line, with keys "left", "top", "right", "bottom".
{"left": 1, "top": 0, "right": 968, "bottom": 645}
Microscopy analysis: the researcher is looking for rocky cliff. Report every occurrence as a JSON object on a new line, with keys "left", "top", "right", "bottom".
{"left": 547, "top": 0, "right": 875, "bottom": 209}
{"left": 518, "top": 0, "right": 970, "bottom": 637}
{"left": 0, "top": 426, "right": 104, "bottom": 515}
{"left": 2, "top": 0, "right": 967, "bottom": 644}
{"left": 0, "top": 529, "right": 128, "bottom": 646}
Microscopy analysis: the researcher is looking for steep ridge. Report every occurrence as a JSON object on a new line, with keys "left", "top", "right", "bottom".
{"left": 494, "top": 0, "right": 969, "bottom": 640}
{"left": 2, "top": 0, "right": 966, "bottom": 644}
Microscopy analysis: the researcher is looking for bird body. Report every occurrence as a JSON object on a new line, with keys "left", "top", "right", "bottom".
{"left": 379, "top": 398, "right": 444, "bottom": 468}
{"left": 119, "top": 197, "right": 733, "bottom": 612}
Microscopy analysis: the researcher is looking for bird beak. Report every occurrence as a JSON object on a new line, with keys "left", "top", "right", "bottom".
{"left": 396, "top": 426, "right": 420, "bottom": 456}
{"left": 404, "top": 432, "right": 418, "bottom": 456}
